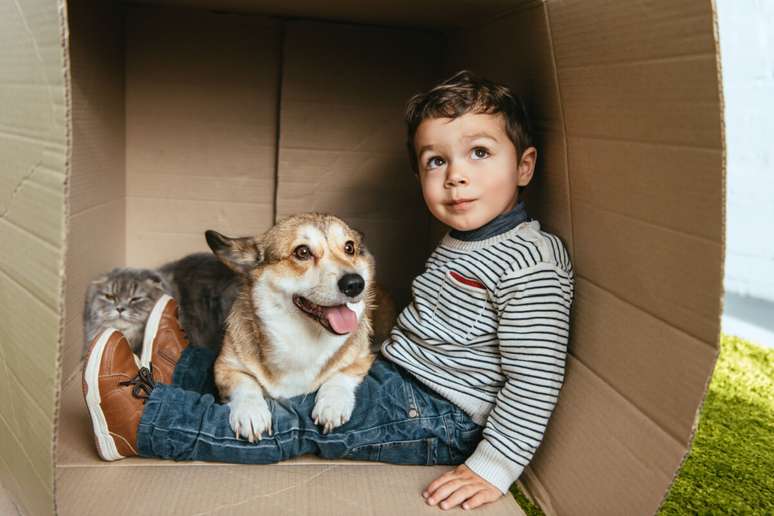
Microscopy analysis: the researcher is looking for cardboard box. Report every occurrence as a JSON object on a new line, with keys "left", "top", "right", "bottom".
{"left": 0, "top": 0, "right": 724, "bottom": 514}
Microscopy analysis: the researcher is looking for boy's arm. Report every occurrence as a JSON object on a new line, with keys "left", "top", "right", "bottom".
{"left": 464, "top": 263, "right": 574, "bottom": 493}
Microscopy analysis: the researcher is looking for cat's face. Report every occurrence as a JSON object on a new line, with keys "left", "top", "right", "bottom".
{"left": 87, "top": 269, "right": 167, "bottom": 330}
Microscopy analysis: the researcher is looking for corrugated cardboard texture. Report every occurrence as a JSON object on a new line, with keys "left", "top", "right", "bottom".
{"left": 126, "top": 0, "right": 521, "bottom": 29}
{"left": 56, "top": 373, "right": 525, "bottom": 515}
{"left": 57, "top": 465, "right": 526, "bottom": 516}
{"left": 9, "top": 0, "right": 722, "bottom": 514}
{"left": 63, "top": 0, "right": 126, "bottom": 385}
{"left": 0, "top": 0, "right": 68, "bottom": 514}
{"left": 550, "top": 0, "right": 724, "bottom": 350}
{"left": 524, "top": 355, "right": 690, "bottom": 514}
{"left": 508, "top": 1, "right": 723, "bottom": 514}
{"left": 446, "top": 0, "right": 572, "bottom": 252}
{"left": 125, "top": 7, "right": 280, "bottom": 267}
{"left": 276, "top": 21, "right": 442, "bottom": 305}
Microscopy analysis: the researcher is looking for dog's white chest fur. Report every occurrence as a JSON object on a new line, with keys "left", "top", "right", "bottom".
{"left": 251, "top": 282, "right": 362, "bottom": 399}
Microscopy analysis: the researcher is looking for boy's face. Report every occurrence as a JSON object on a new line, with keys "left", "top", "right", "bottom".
{"left": 414, "top": 112, "right": 536, "bottom": 232}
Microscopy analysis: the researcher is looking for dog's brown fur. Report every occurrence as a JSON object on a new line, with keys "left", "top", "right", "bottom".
{"left": 215, "top": 288, "right": 375, "bottom": 398}
{"left": 206, "top": 213, "right": 377, "bottom": 439}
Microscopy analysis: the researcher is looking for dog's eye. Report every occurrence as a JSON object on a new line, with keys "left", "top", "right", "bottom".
{"left": 344, "top": 241, "right": 355, "bottom": 255}
{"left": 293, "top": 245, "right": 312, "bottom": 260}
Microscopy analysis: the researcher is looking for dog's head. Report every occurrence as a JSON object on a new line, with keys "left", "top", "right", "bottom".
{"left": 206, "top": 214, "right": 375, "bottom": 336}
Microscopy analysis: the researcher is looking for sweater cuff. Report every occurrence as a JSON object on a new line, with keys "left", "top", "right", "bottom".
{"left": 464, "top": 439, "right": 524, "bottom": 494}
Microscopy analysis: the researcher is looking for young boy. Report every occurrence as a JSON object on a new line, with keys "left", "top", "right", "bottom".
{"left": 83, "top": 70, "right": 574, "bottom": 511}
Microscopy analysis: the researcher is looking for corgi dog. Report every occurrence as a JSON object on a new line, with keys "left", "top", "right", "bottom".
{"left": 205, "top": 213, "right": 376, "bottom": 441}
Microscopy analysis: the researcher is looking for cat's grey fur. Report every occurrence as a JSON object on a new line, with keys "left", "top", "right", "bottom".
{"left": 83, "top": 253, "right": 238, "bottom": 356}
{"left": 83, "top": 268, "right": 170, "bottom": 355}
{"left": 158, "top": 253, "right": 240, "bottom": 352}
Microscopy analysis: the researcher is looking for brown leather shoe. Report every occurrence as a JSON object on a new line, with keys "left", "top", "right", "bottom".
{"left": 139, "top": 295, "right": 189, "bottom": 385}
{"left": 82, "top": 328, "right": 154, "bottom": 461}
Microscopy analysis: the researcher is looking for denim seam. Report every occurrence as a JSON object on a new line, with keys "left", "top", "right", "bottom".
{"left": 442, "top": 414, "right": 453, "bottom": 444}
{"left": 163, "top": 426, "right": 340, "bottom": 447}
{"left": 441, "top": 414, "right": 455, "bottom": 462}
{"left": 147, "top": 426, "right": 346, "bottom": 452}
{"left": 152, "top": 411, "right": 456, "bottom": 449}
{"left": 403, "top": 381, "right": 419, "bottom": 416}
{"left": 349, "top": 436, "right": 436, "bottom": 451}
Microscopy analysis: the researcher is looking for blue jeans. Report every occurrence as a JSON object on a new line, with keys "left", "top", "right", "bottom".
{"left": 136, "top": 347, "right": 483, "bottom": 465}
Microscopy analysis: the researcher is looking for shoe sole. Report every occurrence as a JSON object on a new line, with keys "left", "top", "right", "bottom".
{"left": 140, "top": 294, "right": 174, "bottom": 370}
{"left": 82, "top": 328, "right": 124, "bottom": 461}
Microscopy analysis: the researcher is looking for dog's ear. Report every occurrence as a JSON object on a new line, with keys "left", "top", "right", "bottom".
{"left": 205, "top": 230, "right": 263, "bottom": 274}
{"left": 351, "top": 228, "right": 370, "bottom": 256}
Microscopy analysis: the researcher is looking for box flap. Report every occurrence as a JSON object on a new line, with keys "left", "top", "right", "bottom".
{"left": 513, "top": 1, "right": 725, "bottom": 513}
{"left": 0, "top": 0, "right": 70, "bottom": 514}
{"left": 520, "top": 356, "right": 690, "bottom": 514}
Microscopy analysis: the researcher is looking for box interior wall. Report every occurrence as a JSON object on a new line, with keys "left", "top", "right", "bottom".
{"left": 0, "top": 1, "right": 724, "bottom": 514}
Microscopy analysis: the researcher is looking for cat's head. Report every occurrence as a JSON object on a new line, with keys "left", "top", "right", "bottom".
{"left": 86, "top": 268, "right": 168, "bottom": 329}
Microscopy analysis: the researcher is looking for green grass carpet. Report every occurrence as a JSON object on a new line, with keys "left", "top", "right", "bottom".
{"left": 510, "top": 334, "right": 774, "bottom": 515}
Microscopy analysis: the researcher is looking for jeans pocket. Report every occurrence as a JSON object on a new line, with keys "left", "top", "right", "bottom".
{"left": 345, "top": 437, "right": 438, "bottom": 465}
{"left": 458, "top": 422, "right": 483, "bottom": 444}
{"left": 451, "top": 411, "right": 483, "bottom": 461}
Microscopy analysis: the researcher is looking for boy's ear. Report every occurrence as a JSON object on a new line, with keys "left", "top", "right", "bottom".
{"left": 517, "top": 146, "right": 538, "bottom": 187}
{"left": 205, "top": 230, "right": 263, "bottom": 274}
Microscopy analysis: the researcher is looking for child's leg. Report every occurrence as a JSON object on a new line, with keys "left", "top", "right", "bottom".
{"left": 138, "top": 295, "right": 218, "bottom": 394}
{"left": 137, "top": 359, "right": 483, "bottom": 465}
{"left": 170, "top": 346, "right": 218, "bottom": 395}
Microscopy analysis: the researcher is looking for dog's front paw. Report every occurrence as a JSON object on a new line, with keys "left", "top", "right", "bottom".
{"left": 228, "top": 396, "right": 272, "bottom": 443}
{"left": 312, "top": 386, "right": 355, "bottom": 434}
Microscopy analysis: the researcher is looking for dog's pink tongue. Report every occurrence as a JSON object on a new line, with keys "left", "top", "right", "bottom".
{"left": 324, "top": 305, "right": 358, "bottom": 334}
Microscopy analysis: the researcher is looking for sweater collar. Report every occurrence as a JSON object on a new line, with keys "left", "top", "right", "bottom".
{"left": 449, "top": 201, "right": 529, "bottom": 242}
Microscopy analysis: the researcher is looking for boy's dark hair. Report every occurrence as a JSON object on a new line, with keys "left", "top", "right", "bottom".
{"left": 404, "top": 70, "right": 534, "bottom": 174}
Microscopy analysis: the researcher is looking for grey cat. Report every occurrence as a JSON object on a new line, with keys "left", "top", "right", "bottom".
{"left": 83, "top": 268, "right": 170, "bottom": 355}
{"left": 83, "top": 253, "right": 238, "bottom": 356}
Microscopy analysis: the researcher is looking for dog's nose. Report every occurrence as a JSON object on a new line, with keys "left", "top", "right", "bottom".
{"left": 338, "top": 273, "right": 365, "bottom": 298}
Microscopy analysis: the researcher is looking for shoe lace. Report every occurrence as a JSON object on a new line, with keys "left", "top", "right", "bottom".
{"left": 119, "top": 366, "right": 156, "bottom": 400}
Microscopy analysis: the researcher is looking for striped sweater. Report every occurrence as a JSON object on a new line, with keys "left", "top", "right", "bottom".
{"left": 381, "top": 220, "right": 574, "bottom": 493}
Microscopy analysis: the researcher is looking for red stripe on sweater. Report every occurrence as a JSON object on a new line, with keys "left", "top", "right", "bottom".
{"left": 449, "top": 271, "right": 485, "bottom": 289}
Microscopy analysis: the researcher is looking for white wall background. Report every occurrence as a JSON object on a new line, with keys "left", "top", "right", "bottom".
{"left": 716, "top": 0, "right": 774, "bottom": 301}
{"left": 716, "top": 0, "right": 774, "bottom": 347}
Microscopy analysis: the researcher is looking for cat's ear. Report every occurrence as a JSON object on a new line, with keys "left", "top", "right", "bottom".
{"left": 85, "top": 276, "right": 104, "bottom": 300}
{"left": 142, "top": 270, "right": 163, "bottom": 284}
{"left": 205, "top": 230, "right": 263, "bottom": 274}
{"left": 88, "top": 274, "right": 110, "bottom": 291}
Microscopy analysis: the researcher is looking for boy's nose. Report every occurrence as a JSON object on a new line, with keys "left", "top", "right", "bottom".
{"left": 444, "top": 165, "right": 468, "bottom": 187}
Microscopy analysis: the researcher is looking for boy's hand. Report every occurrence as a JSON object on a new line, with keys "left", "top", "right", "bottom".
{"left": 422, "top": 464, "right": 502, "bottom": 510}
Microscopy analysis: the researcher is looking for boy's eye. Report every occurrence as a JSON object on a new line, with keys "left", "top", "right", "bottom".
{"left": 471, "top": 147, "right": 490, "bottom": 160}
{"left": 426, "top": 156, "right": 445, "bottom": 170}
